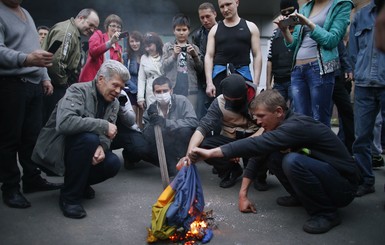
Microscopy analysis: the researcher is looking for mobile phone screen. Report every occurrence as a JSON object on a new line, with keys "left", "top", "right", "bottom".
{"left": 48, "top": 40, "right": 62, "bottom": 54}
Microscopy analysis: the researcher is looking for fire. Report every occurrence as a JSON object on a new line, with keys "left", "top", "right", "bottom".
{"left": 168, "top": 211, "right": 214, "bottom": 244}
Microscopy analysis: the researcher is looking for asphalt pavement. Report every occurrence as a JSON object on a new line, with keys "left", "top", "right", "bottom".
{"left": 1, "top": 150, "right": 384, "bottom": 245}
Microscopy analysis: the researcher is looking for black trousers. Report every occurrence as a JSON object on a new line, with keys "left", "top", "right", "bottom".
{"left": 143, "top": 126, "right": 195, "bottom": 176}
{"left": 200, "top": 135, "right": 247, "bottom": 177}
{"left": 332, "top": 75, "right": 355, "bottom": 154}
{"left": 61, "top": 133, "right": 121, "bottom": 204}
{"left": 111, "top": 120, "right": 156, "bottom": 164}
{"left": 42, "top": 85, "right": 67, "bottom": 125}
{"left": 0, "top": 77, "right": 43, "bottom": 192}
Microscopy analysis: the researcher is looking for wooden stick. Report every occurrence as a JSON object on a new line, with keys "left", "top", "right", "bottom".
{"left": 154, "top": 125, "right": 170, "bottom": 189}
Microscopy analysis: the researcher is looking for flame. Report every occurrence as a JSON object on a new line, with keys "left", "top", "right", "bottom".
{"left": 190, "top": 220, "right": 207, "bottom": 234}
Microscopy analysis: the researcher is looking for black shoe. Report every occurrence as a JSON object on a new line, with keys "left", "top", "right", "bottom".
{"left": 276, "top": 196, "right": 301, "bottom": 207}
{"left": 219, "top": 165, "right": 243, "bottom": 188}
{"left": 372, "top": 155, "right": 385, "bottom": 168}
{"left": 59, "top": 200, "right": 87, "bottom": 219}
{"left": 254, "top": 180, "right": 269, "bottom": 191}
{"left": 23, "top": 177, "right": 63, "bottom": 194}
{"left": 123, "top": 156, "right": 137, "bottom": 170}
{"left": 83, "top": 186, "right": 95, "bottom": 200}
{"left": 303, "top": 214, "right": 341, "bottom": 234}
{"left": 355, "top": 185, "right": 375, "bottom": 197}
{"left": 2, "top": 191, "right": 31, "bottom": 208}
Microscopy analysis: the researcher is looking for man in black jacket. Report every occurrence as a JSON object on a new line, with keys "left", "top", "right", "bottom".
{"left": 191, "top": 90, "right": 361, "bottom": 234}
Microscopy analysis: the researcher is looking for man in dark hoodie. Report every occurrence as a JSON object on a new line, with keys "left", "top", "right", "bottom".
{"left": 191, "top": 90, "right": 361, "bottom": 234}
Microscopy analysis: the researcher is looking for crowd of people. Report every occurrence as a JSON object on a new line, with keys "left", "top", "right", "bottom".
{"left": 1, "top": 0, "right": 385, "bottom": 235}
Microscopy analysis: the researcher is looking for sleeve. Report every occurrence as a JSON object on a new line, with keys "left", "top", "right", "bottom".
{"left": 118, "top": 90, "right": 136, "bottom": 128}
{"left": 192, "top": 44, "right": 203, "bottom": 73}
{"left": 165, "top": 97, "right": 199, "bottom": 131}
{"left": 196, "top": 99, "right": 222, "bottom": 136}
{"left": 161, "top": 42, "right": 176, "bottom": 74}
{"left": 338, "top": 41, "right": 352, "bottom": 73}
{"left": 55, "top": 85, "right": 109, "bottom": 136}
{"left": 309, "top": 2, "right": 353, "bottom": 50}
{"left": 137, "top": 55, "right": 146, "bottom": 102}
{"left": 266, "top": 29, "right": 276, "bottom": 62}
{"left": 87, "top": 31, "right": 109, "bottom": 59}
{"left": 348, "top": 14, "right": 359, "bottom": 66}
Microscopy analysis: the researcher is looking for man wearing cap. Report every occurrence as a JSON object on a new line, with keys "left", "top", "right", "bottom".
{"left": 178, "top": 74, "right": 260, "bottom": 188}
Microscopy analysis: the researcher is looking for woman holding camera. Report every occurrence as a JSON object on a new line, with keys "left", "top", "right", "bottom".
{"left": 275, "top": 0, "right": 354, "bottom": 127}
{"left": 79, "top": 14, "right": 124, "bottom": 82}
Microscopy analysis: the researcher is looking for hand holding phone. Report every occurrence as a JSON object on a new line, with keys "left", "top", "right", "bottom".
{"left": 47, "top": 40, "right": 62, "bottom": 54}
{"left": 280, "top": 16, "right": 300, "bottom": 27}
{"left": 119, "top": 31, "right": 129, "bottom": 39}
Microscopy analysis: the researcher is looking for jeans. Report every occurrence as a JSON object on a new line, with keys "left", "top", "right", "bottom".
{"left": 61, "top": 133, "right": 121, "bottom": 204}
{"left": 0, "top": 78, "right": 43, "bottom": 192}
{"left": 353, "top": 86, "right": 385, "bottom": 186}
{"left": 291, "top": 61, "right": 335, "bottom": 127}
{"left": 269, "top": 152, "right": 356, "bottom": 216}
{"left": 273, "top": 80, "right": 292, "bottom": 104}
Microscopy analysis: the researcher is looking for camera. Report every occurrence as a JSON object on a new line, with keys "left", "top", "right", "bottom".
{"left": 118, "top": 94, "right": 128, "bottom": 106}
{"left": 181, "top": 46, "right": 187, "bottom": 52}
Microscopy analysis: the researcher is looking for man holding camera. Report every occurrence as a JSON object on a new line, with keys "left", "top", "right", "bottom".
{"left": 143, "top": 76, "right": 199, "bottom": 178}
{"left": 32, "top": 60, "right": 128, "bottom": 219}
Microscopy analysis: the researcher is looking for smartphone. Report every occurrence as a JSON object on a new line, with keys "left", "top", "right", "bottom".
{"left": 119, "top": 31, "right": 129, "bottom": 39}
{"left": 47, "top": 40, "right": 62, "bottom": 54}
{"left": 281, "top": 16, "right": 300, "bottom": 27}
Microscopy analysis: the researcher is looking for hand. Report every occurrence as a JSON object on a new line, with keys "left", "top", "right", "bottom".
{"left": 191, "top": 147, "right": 212, "bottom": 162}
{"left": 92, "top": 145, "right": 105, "bottom": 165}
{"left": 274, "top": 15, "right": 289, "bottom": 31}
{"left": 149, "top": 114, "right": 165, "bottom": 126}
{"left": 137, "top": 101, "right": 146, "bottom": 110}
{"left": 147, "top": 103, "right": 158, "bottom": 116}
{"left": 110, "top": 31, "right": 120, "bottom": 44}
{"left": 206, "top": 83, "right": 216, "bottom": 97}
{"left": 239, "top": 196, "right": 257, "bottom": 213}
{"left": 24, "top": 50, "right": 53, "bottom": 67}
{"left": 42, "top": 80, "right": 53, "bottom": 95}
{"left": 176, "top": 156, "right": 191, "bottom": 171}
{"left": 187, "top": 44, "right": 198, "bottom": 58}
{"left": 345, "top": 72, "right": 353, "bottom": 82}
{"left": 107, "top": 122, "right": 117, "bottom": 139}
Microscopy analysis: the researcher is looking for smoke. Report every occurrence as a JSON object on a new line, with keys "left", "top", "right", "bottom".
{"left": 23, "top": 0, "right": 181, "bottom": 35}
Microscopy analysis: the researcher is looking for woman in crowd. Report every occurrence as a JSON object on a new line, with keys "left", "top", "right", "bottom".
{"left": 79, "top": 14, "right": 124, "bottom": 82}
{"left": 275, "top": 0, "right": 353, "bottom": 127}
{"left": 137, "top": 32, "right": 164, "bottom": 127}
{"left": 125, "top": 31, "right": 145, "bottom": 126}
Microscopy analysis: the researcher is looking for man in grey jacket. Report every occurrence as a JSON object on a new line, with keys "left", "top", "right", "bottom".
{"left": 0, "top": 0, "right": 62, "bottom": 210}
{"left": 33, "top": 60, "right": 129, "bottom": 219}
{"left": 143, "top": 76, "right": 199, "bottom": 177}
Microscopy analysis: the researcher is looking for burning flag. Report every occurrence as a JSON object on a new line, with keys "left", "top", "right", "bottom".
{"left": 147, "top": 164, "right": 212, "bottom": 243}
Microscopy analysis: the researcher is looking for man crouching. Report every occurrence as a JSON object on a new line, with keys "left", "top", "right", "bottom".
{"left": 32, "top": 60, "right": 129, "bottom": 219}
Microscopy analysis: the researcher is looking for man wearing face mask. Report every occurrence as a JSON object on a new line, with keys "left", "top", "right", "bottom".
{"left": 178, "top": 74, "right": 260, "bottom": 188}
{"left": 143, "top": 76, "right": 199, "bottom": 177}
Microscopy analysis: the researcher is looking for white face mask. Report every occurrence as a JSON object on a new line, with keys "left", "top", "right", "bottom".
{"left": 155, "top": 92, "right": 171, "bottom": 105}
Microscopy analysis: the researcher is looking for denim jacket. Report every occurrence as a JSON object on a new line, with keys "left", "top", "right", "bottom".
{"left": 349, "top": 1, "right": 385, "bottom": 87}
{"left": 286, "top": 0, "right": 353, "bottom": 75}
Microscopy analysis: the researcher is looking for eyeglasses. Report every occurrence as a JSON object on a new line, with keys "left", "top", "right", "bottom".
{"left": 280, "top": 7, "right": 295, "bottom": 16}
{"left": 109, "top": 24, "right": 122, "bottom": 30}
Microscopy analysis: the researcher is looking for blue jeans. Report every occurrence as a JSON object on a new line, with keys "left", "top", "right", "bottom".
{"left": 273, "top": 80, "right": 292, "bottom": 103}
{"left": 353, "top": 86, "right": 385, "bottom": 186}
{"left": 269, "top": 152, "right": 356, "bottom": 216}
{"left": 291, "top": 61, "right": 335, "bottom": 127}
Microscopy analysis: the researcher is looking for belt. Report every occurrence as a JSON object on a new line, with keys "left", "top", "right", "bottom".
{"left": 0, "top": 75, "right": 27, "bottom": 82}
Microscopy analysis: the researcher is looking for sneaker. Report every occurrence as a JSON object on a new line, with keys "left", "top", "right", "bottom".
{"left": 276, "top": 196, "right": 301, "bottom": 207}
{"left": 254, "top": 180, "right": 269, "bottom": 191}
{"left": 303, "top": 214, "right": 341, "bottom": 234}
{"left": 355, "top": 185, "right": 375, "bottom": 197}
{"left": 372, "top": 155, "right": 385, "bottom": 168}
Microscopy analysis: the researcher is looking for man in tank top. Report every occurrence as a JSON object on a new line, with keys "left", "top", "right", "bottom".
{"left": 204, "top": 0, "right": 262, "bottom": 100}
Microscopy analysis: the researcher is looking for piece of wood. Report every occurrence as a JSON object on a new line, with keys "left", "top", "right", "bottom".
{"left": 154, "top": 125, "right": 170, "bottom": 189}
